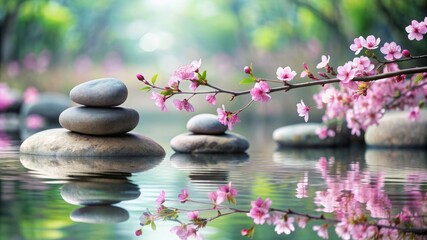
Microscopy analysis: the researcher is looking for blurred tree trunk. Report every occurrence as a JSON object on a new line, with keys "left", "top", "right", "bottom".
{"left": 0, "top": 0, "right": 25, "bottom": 67}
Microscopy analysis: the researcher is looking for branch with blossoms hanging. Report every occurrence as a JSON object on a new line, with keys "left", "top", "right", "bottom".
{"left": 136, "top": 17, "right": 427, "bottom": 137}
{"left": 135, "top": 179, "right": 427, "bottom": 239}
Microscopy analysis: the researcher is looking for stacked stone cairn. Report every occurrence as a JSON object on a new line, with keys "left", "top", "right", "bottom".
{"left": 170, "top": 113, "right": 249, "bottom": 153}
{"left": 20, "top": 78, "right": 165, "bottom": 157}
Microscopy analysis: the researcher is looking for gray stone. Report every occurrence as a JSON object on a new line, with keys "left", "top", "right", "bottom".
{"left": 70, "top": 206, "right": 129, "bottom": 224}
{"left": 20, "top": 154, "right": 164, "bottom": 177}
{"left": 170, "top": 132, "right": 249, "bottom": 153}
{"left": 70, "top": 78, "right": 128, "bottom": 107}
{"left": 365, "top": 110, "right": 427, "bottom": 148}
{"left": 186, "top": 113, "right": 228, "bottom": 134}
{"left": 272, "top": 123, "right": 350, "bottom": 147}
{"left": 20, "top": 128, "right": 165, "bottom": 157}
{"left": 61, "top": 179, "right": 140, "bottom": 205}
{"left": 59, "top": 106, "right": 139, "bottom": 135}
{"left": 20, "top": 93, "right": 71, "bottom": 139}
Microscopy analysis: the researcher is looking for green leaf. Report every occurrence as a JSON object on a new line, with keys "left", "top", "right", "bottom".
{"left": 140, "top": 86, "right": 152, "bottom": 92}
{"left": 202, "top": 70, "right": 207, "bottom": 80}
{"left": 151, "top": 221, "right": 157, "bottom": 231}
{"left": 160, "top": 89, "right": 173, "bottom": 96}
{"left": 151, "top": 73, "right": 158, "bottom": 85}
{"left": 240, "top": 77, "right": 256, "bottom": 84}
{"left": 414, "top": 74, "right": 423, "bottom": 84}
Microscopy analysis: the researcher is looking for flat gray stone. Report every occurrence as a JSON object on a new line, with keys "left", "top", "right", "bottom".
{"left": 70, "top": 78, "right": 128, "bottom": 107}
{"left": 186, "top": 113, "right": 228, "bottom": 134}
{"left": 170, "top": 132, "right": 249, "bottom": 153}
{"left": 59, "top": 106, "right": 139, "bottom": 135}
{"left": 20, "top": 128, "right": 165, "bottom": 157}
{"left": 272, "top": 123, "right": 350, "bottom": 147}
{"left": 365, "top": 110, "right": 427, "bottom": 148}
{"left": 70, "top": 206, "right": 129, "bottom": 223}
{"left": 61, "top": 180, "right": 140, "bottom": 205}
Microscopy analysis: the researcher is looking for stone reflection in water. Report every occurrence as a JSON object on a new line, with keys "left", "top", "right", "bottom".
{"left": 70, "top": 205, "right": 129, "bottom": 224}
{"left": 20, "top": 154, "right": 164, "bottom": 178}
{"left": 19, "top": 154, "right": 164, "bottom": 224}
{"left": 365, "top": 148, "right": 427, "bottom": 171}
{"left": 170, "top": 153, "right": 249, "bottom": 184}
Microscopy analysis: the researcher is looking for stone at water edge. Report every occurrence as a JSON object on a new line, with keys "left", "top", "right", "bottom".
{"left": 186, "top": 113, "right": 228, "bottom": 134}
{"left": 365, "top": 110, "right": 427, "bottom": 147}
{"left": 20, "top": 128, "right": 165, "bottom": 157}
{"left": 272, "top": 123, "right": 350, "bottom": 147}
{"left": 59, "top": 106, "right": 139, "bottom": 135}
{"left": 170, "top": 132, "right": 249, "bottom": 153}
{"left": 70, "top": 78, "right": 128, "bottom": 107}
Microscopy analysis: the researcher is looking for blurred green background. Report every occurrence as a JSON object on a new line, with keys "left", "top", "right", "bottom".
{"left": 1, "top": 0, "right": 426, "bottom": 123}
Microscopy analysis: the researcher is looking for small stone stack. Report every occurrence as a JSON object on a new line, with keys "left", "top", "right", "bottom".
{"left": 20, "top": 78, "right": 165, "bottom": 157}
{"left": 170, "top": 113, "right": 249, "bottom": 153}
{"left": 59, "top": 78, "right": 139, "bottom": 136}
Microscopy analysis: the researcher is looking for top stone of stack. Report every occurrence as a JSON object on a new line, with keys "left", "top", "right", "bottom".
{"left": 70, "top": 78, "right": 128, "bottom": 107}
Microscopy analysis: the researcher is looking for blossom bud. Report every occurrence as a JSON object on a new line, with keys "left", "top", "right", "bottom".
{"left": 136, "top": 74, "right": 145, "bottom": 81}
{"left": 244, "top": 66, "right": 251, "bottom": 74}
{"left": 402, "top": 49, "right": 411, "bottom": 57}
{"left": 135, "top": 229, "right": 143, "bottom": 236}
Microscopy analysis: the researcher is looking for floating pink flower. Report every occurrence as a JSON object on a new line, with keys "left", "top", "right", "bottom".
{"left": 296, "top": 100, "right": 310, "bottom": 122}
{"left": 173, "top": 99, "right": 194, "bottom": 112}
{"left": 178, "top": 189, "right": 189, "bottom": 203}
{"left": 380, "top": 42, "right": 402, "bottom": 61}
{"left": 151, "top": 92, "right": 167, "bottom": 112}
{"left": 250, "top": 81, "right": 271, "bottom": 102}
{"left": 337, "top": 62, "right": 356, "bottom": 83}
{"left": 349, "top": 36, "right": 364, "bottom": 54}
{"left": 405, "top": 20, "right": 427, "bottom": 41}
{"left": 362, "top": 35, "right": 380, "bottom": 49}
{"left": 205, "top": 94, "right": 216, "bottom": 105}
{"left": 274, "top": 216, "right": 295, "bottom": 235}
{"left": 316, "top": 55, "right": 330, "bottom": 69}
{"left": 276, "top": 66, "right": 296, "bottom": 81}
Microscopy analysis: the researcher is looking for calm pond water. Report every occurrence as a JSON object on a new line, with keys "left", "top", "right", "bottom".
{"left": 1, "top": 116, "right": 426, "bottom": 240}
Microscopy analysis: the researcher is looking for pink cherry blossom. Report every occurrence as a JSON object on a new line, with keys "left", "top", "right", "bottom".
{"left": 189, "top": 81, "right": 199, "bottom": 91}
{"left": 26, "top": 114, "right": 44, "bottom": 129}
{"left": 316, "top": 55, "right": 330, "bottom": 69}
{"left": 352, "top": 56, "right": 374, "bottom": 76}
{"left": 349, "top": 36, "right": 364, "bottom": 54}
{"left": 178, "top": 189, "right": 189, "bottom": 203}
{"left": 151, "top": 92, "right": 167, "bottom": 112}
{"left": 335, "top": 220, "right": 352, "bottom": 240}
{"left": 315, "top": 126, "right": 335, "bottom": 140}
{"left": 190, "top": 59, "right": 202, "bottom": 72}
{"left": 276, "top": 66, "right": 296, "bottom": 81}
{"left": 139, "top": 211, "right": 156, "bottom": 225}
{"left": 208, "top": 190, "right": 226, "bottom": 206}
{"left": 297, "top": 217, "right": 308, "bottom": 229}
{"left": 362, "top": 35, "right": 381, "bottom": 49}
{"left": 337, "top": 62, "right": 356, "bottom": 83}
{"left": 170, "top": 224, "right": 202, "bottom": 240}
{"left": 228, "top": 114, "right": 240, "bottom": 130}
{"left": 156, "top": 190, "right": 165, "bottom": 207}
{"left": 187, "top": 211, "right": 198, "bottom": 221}
{"left": 23, "top": 87, "right": 39, "bottom": 104}
{"left": 405, "top": 20, "right": 427, "bottom": 41}
{"left": 216, "top": 106, "right": 241, "bottom": 130}
{"left": 173, "top": 99, "right": 194, "bottom": 112}
{"left": 247, "top": 197, "right": 272, "bottom": 225}
{"left": 0, "top": 83, "right": 14, "bottom": 111}
{"left": 313, "top": 224, "right": 329, "bottom": 239}
{"left": 296, "top": 100, "right": 310, "bottom": 122}
{"left": 274, "top": 216, "right": 295, "bottom": 235}
{"left": 250, "top": 81, "right": 271, "bottom": 102}
{"left": 380, "top": 42, "right": 402, "bottom": 61}
{"left": 408, "top": 106, "right": 421, "bottom": 121}
{"left": 205, "top": 94, "right": 216, "bottom": 105}
{"left": 218, "top": 181, "right": 238, "bottom": 204}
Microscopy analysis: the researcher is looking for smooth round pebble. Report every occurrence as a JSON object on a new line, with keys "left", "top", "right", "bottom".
{"left": 186, "top": 114, "right": 228, "bottom": 134}
{"left": 59, "top": 106, "right": 139, "bottom": 135}
{"left": 20, "top": 128, "right": 165, "bottom": 157}
{"left": 170, "top": 132, "right": 249, "bottom": 153}
{"left": 272, "top": 123, "right": 350, "bottom": 147}
{"left": 365, "top": 110, "right": 427, "bottom": 148}
{"left": 70, "top": 78, "right": 128, "bottom": 107}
